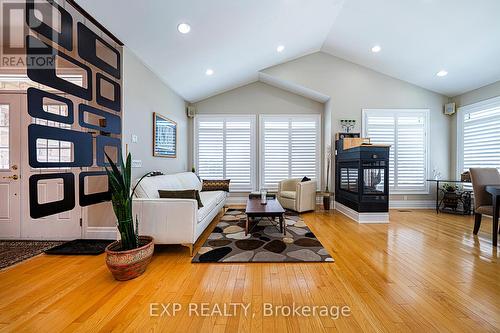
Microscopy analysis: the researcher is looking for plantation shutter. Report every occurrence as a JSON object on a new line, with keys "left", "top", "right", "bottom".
{"left": 363, "top": 109, "right": 429, "bottom": 193}
{"left": 261, "top": 115, "right": 320, "bottom": 191}
{"left": 195, "top": 116, "right": 255, "bottom": 191}
{"left": 460, "top": 103, "right": 500, "bottom": 171}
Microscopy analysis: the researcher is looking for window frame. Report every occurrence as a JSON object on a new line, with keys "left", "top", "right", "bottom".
{"left": 456, "top": 95, "right": 500, "bottom": 177}
{"left": 259, "top": 114, "right": 322, "bottom": 191}
{"left": 194, "top": 114, "right": 257, "bottom": 192}
{"left": 362, "top": 108, "right": 430, "bottom": 195}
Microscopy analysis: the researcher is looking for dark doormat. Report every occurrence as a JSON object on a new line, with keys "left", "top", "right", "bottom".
{"left": 0, "top": 240, "right": 64, "bottom": 269}
{"left": 44, "top": 239, "right": 115, "bottom": 255}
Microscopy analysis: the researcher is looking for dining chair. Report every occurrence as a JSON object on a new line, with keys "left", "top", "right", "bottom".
{"left": 469, "top": 168, "right": 500, "bottom": 235}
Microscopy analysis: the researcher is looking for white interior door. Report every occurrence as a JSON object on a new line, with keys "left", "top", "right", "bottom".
{"left": 20, "top": 95, "right": 82, "bottom": 240}
{"left": 0, "top": 94, "right": 21, "bottom": 239}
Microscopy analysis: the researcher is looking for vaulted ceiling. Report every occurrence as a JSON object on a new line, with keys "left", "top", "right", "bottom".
{"left": 78, "top": 0, "right": 500, "bottom": 102}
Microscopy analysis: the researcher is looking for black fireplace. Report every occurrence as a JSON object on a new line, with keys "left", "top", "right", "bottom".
{"left": 335, "top": 138, "right": 390, "bottom": 213}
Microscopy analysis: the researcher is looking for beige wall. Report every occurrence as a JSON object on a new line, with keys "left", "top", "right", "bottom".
{"left": 449, "top": 80, "right": 500, "bottom": 176}
{"left": 192, "top": 81, "right": 324, "bottom": 195}
{"left": 261, "top": 52, "right": 451, "bottom": 201}
{"left": 122, "top": 47, "right": 188, "bottom": 179}
{"left": 87, "top": 47, "right": 188, "bottom": 227}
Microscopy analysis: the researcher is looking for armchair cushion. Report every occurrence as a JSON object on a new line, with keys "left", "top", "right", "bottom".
{"left": 476, "top": 205, "right": 493, "bottom": 216}
{"left": 280, "top": 191, "right": 296, "bottom": 199}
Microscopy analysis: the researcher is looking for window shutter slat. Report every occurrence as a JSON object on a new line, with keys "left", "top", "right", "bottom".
{"left": 363, "top": 110, "right": 428, "bottom": 193}
{"left": 196, "top": 116, "right": 255, "bottom": 191}
{"left": 261, "top": 116, "right": 320, "bottom": 191}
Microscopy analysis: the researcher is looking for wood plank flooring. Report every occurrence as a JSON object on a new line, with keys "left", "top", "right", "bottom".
{"left": 0, "top": 209, "right": 499, "bottom": 332}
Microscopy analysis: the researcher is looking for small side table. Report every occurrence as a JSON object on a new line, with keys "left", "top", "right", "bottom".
{"left": 426, "top": 179, "right": 472, "bottom": 214}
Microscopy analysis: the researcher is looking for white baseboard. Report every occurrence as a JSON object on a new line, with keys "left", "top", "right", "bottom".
{"left": 334, "top": 202, "right": 389, "bottom": 224}
{"left": 84, "top": 227, "right": 117, "bottom": 240}
{"left": 389, "top": 200, "right": 435, "bottom": 209}
{"left": 226, "top": 196, "right": 248, "bottom": 205}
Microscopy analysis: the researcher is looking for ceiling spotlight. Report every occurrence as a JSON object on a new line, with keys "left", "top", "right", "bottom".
{"left": 177, "top": 23, "right": 191, "bottom": 34}
{"left": 205, "top": 68, "right": 214, "bottom": 76}
{"left": 371, "top": 45, "right": 381, "bottom": 53}
{"left": 436, "top": 70, "right": 448, "bottom": 77}
{"left": 277, "top": 45, "right": 285, "bottom": 53}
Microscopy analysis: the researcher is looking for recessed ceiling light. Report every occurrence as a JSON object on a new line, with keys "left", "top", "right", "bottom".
{"left": 205, "top": 68, "right": 214, "bottom": 76}
{"left": 277, "top": 45, "right": 285, "bottom": 53}
{"left": 371, "top": 45, "right": 381, "bottom": 53}
{"left": 177, "top": 23, "right": 191, "bottom": 34}
{"left": 436, "top": 70, "right": 448, "bottom": 77}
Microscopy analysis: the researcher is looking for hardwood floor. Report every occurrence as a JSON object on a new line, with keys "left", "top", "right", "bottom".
{"left": 0, "top": 209, "right": 499, "bottom": 332}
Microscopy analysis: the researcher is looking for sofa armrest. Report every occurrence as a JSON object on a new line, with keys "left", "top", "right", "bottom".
{"left": 132, "top": 198, "right": 198, "bottom": 244}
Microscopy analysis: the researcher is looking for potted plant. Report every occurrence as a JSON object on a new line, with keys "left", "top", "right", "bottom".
{"left": 442, "top": 183, "right": 459, "bottom": 210}
{"left": 323, "top": 144, "right": 333, "bottom": 210}
{"left": 104, "top": 153, "right": 154, "bottom": 281}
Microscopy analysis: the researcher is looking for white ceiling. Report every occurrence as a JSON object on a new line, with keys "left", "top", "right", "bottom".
{"left": 78, "top": 0, "right": 500, "bottom": 101}
{"left": 321, "top": 0, "right": 500, "bottom": 97}
{"left": 77, "top": 0, "right": 344, "bottom": 102}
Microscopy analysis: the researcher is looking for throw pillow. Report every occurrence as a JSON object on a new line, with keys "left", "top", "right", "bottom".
{"left": 158, "top": 189, "right": 203, "bottom": 208}
{"left": 301, "top": 176, "right": 311, "bottom": 182}
{"left": 202, "top": 179, "right": 230, "bottom": 192}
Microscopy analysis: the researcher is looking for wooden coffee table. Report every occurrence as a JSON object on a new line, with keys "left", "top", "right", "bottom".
{"left": 245, "top": 198, "right": 286, "bottom": 236}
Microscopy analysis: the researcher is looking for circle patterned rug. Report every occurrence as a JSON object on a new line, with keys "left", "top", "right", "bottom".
{"left": 192, "top": 209, "right": 334, "bottom": 263}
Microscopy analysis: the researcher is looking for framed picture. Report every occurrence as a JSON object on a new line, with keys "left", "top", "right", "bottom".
{"left": 153, "top": 112, "right": 177, "bottom": 158}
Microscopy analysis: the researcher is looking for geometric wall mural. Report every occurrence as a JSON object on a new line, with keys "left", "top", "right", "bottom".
{"left": 24, "top": 0, "right": 122, "bottom": 218}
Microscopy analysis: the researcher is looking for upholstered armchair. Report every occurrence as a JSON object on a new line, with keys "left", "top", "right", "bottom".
{"left": 470, "top": 168, "right": 500, "bottom": 235}
{"left": 277, "top": 178, "right": 317, "bottom": 212}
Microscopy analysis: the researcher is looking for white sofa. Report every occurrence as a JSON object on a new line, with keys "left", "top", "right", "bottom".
{"left": 132, "top": 172, "right": 227, "bottom": 255}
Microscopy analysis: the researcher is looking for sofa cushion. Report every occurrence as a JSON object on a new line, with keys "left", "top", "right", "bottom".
{"left": 134, "top": 172, "right": 201, "bottom": 198}
{"left": 280, "top": 190, "right": 296, "bottom": 199}
{"left": 198, "top": 190, "right": 226, "bottom": 223}
{"left": 202, "top": 179, "right": 230, "bottom": 192}
{"left": 158, "top": 189, "right": 203, "bottom": 208}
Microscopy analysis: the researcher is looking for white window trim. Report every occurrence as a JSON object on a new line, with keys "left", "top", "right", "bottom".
{"left": 456, "top": 95, "right": 500, "bottom": 178}
{"left": 258, "top": 114, "right": 322, "bottom": 191}
{"left": 362, "top": 108, "right": 430, "bottom": 195}
{"left": 194, "top": 114, "right": 257, "bottom": 192}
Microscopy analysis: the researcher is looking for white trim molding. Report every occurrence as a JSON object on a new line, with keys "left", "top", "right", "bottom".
{"left": 84, "top": 227, "right": 117, "bottom": 240}
{"left": 334, "top": 202, "right": 389, "bottom": 224}
{"left": 389, "top": 200, "right": 435, "bottom": 209}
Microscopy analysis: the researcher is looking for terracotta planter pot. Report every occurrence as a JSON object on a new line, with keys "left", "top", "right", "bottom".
{"left": 105, "top": 236, "right": 154, "bottom": 281}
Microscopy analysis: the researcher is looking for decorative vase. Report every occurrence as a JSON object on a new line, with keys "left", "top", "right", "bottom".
{"left": 323, "top": 195, "right": 331, "bottom": 210}
{"left": 105, "top": 235, "right": 154, "bottom": 281}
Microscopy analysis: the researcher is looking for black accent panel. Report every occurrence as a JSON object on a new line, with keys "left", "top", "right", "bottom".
{"left": 27, "top": 88, "right": 74, "bottom": 124}
{"left": 28, "top": 124, "right": 93, "bottom": 168}
{"left": 79, "top": 171, "right": 111, "bottom": 206}
{"left": 26, "top": 0, "right": 73, "bottom": 51}
{"left": 78, "top": 104, "right": 121, "bottom": 134}
{"left": 26, "top": 36, "right": 93, "bottom": 100}
{"left": 96, "top": 135, "right": 121, "bottom": 167}
{"left": 77, "top": 22, "right": 121, "bottom": 79}
{"left": 96, "top": 73, "right": 121, "bottom": 111}
{"left": 29, "top": 173, "right": 75, "bottom": 219}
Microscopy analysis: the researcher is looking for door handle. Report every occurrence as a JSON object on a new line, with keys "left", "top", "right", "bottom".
{"left": 2, "top": 175, "right": 18, "bottom": 180}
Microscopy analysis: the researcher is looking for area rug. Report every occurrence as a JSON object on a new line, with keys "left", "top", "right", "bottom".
{"left": 44, "top": 239, "right": 114, "bottom": 255}
{"left": 0, "top": 240, "right": 64, "bottom": 269}
{"left": 192, "top": 209, "right": 334, "bottom": 263}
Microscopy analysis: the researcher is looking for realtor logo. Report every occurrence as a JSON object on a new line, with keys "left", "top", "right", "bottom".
{"left": 1, "top": 0, "right": 55, "bottom": 70}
